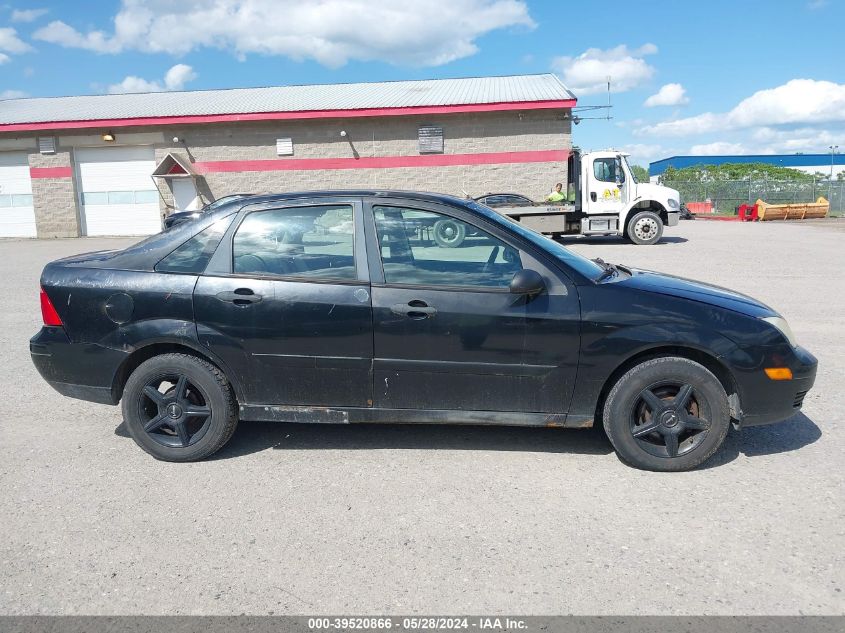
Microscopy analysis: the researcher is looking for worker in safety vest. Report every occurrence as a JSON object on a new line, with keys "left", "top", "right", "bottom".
{"left": 546, "top": 182, "right": 565, "bottom": 202}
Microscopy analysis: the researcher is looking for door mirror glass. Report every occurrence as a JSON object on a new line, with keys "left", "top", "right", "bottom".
{"left": 509, "top": 269, "right": 545, "bottom": 295}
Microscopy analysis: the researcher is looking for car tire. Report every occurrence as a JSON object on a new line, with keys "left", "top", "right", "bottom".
{"left": 122, "top": 353, "right": 238, "bottom": 462}
{"left": 432, "top": 219, "right": 466, "bottom": 248}
{"left": 626, "top": 210, "right": 664, "bottom": 245}
{"left": 602, "top": 357, "right": 730, "bottom": 472}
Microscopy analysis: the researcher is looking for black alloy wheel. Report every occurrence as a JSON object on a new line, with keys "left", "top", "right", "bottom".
{"left": 630, "top": 382, "right": 710, "bottom": 458}
{"left": 602, "top": 356, "right": 731, "bottom": 471}
{"left": 138, "top": 373, "right": 212, "bottom": 448}
{"left": 122, "top": 353, "right": 238, "bottom": 462}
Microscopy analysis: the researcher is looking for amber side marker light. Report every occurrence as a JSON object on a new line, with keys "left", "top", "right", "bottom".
{"left": 764, "top": 367, "right": 793, "bottom": 381}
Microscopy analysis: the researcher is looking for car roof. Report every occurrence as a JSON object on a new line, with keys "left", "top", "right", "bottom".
{"left": 236, "top": 189, "right": 472, "bottom": 207}
{"left": 475, "top": 193, "right": 531, "bottom": 199}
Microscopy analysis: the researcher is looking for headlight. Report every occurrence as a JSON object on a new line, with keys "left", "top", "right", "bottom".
{"left": 761, "top": 316, "right": 797, "bottom": 347}
{"left": 667, "top": 198, "right": 679, "bottom": 210}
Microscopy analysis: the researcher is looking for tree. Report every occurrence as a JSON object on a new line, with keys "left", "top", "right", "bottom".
{"left": 630, "top": 164, "right": 650, "bottom": 182}
{"left": 661, "top": 162, "right": 815, "bottom": 183}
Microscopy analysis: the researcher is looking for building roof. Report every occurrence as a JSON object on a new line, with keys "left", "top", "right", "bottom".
{"left": 650, "top": 153, "right": 845, "bottom": 176}
{"left": 0, "top": 74, "right": 576, "bottom": 133}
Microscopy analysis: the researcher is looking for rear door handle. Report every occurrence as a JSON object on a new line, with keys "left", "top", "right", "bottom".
{"left": 390, "top": 300, "right": 437, "bottom": 320}
{"left": 216, "top": 288, "right": 263, "bottom": 306}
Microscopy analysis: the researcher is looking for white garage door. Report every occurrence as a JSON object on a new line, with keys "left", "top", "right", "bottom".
{"left": 0, "top": 152, "right": 36, "bottom": 238}
{"left": 76, "top": 147, "right": 160, "bottom": 236}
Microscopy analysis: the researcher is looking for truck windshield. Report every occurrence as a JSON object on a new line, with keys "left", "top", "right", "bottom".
{"left": 466, "top": 201, "right": 606, "bottom": 281}
{"left": 623, "top": 156, "right": 638, "bottom": 183}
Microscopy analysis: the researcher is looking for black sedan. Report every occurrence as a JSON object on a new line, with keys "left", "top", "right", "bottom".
{"left": 30, "top": 190, "right": 817, "bottom": 471}
{"left": 162, "top": 193, "right": 254, "bottom": 229}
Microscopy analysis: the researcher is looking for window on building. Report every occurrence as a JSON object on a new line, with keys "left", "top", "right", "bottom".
{"left": 82, "top": 190, "right": 159, "bottom": 205}
{"left": 0, "top": 194, "right": 33, "bottom": 207}
{"left": 373, "top": 205, "right": 523, "bottom": 289}
{"left": 232, "top": 205, "right": 356, "bottom": 280}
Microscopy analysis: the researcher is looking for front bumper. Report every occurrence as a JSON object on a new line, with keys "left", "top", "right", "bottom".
{"left": 30, "top": 327, "right": 127, "bottom": 405}
{"left": 733, "top": 345, "right": 818, "bottom": 428}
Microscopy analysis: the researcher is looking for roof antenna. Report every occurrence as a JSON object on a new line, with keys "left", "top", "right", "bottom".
{"left": 572, "top": 75, "right": 613, "bottom": 123}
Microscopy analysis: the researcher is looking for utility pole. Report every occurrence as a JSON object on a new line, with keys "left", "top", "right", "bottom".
{"left": 830, "top": 145, "right": 839, "bottom": 203}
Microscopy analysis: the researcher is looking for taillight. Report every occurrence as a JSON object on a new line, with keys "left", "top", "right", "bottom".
{"left": 40, "top": 288, "right": 63, "bottom": 327}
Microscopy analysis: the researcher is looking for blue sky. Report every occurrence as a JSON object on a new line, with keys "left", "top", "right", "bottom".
{"left": 1, "top": 0, "right": 843, "bottom": 166}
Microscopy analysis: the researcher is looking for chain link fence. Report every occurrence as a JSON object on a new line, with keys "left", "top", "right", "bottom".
{"left": 661, "top": 178, "right": 845, "bottom": 214}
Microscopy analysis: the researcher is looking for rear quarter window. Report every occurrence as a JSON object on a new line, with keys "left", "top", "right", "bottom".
{"left": 155, "top": 219, "right": 230, "bottom": 274}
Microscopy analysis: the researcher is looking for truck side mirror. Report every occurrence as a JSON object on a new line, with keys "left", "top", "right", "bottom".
{"left": 510, "top": 269, "right": 545, "bottom": 296}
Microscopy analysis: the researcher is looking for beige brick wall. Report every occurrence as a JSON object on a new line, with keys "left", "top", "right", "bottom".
{"left": 29, "top": 150, "right": 79, "bottom": 238}
{"left": 3, "top": 108, "right": 571, "bottom": 235}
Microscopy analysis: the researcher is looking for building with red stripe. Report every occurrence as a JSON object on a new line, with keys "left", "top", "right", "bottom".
{"left": 0, "top": 74, "right": 575, "bottom": 238}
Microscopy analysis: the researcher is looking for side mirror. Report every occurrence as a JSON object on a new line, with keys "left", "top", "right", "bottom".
{"left": 510, "top": 269, "right": 545, "bottom": 296}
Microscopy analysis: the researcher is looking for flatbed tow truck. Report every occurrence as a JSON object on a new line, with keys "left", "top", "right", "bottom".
{"left": 439, "top": 149, "right": 681, "bottom": 247}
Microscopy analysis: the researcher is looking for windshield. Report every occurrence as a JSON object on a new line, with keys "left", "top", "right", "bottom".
{"left": 623, "top": 156, "right": 638, "bottom": 184}
{"left": 466, "top": 201, "right": 606, "bottom": 281}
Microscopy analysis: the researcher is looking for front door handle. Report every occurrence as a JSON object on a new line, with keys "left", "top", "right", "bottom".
{"left": 216, "top": 288, "right": 263, "bottom": 306}
{"left": 590, "top": 191, "right": 597, "bottom": 202}
{"left": 390, "top": 300, "right": 437, "bottom": 320}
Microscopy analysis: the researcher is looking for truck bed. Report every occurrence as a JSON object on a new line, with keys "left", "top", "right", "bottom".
{"left": 495, "top": 203, "right": 574, "bottom": 217}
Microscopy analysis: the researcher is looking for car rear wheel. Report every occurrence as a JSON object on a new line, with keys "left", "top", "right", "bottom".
{"left": 602, "top": 357, "right": 730, "bottom": 471}
{"left": 122, "top": 353, "right": 238, "bottom": 462}
{"left": 626, "top": 210, "right": 664, "bottom": 245}
{"left": 432, "top": 219, "right": 466, "bottom": 248}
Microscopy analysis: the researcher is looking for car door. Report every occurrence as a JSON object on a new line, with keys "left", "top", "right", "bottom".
{"left": 193, "top": 197, "right": 373, "bottom": 407}
{"left": 365, "top": 197, "right": 580, "bottom": 414}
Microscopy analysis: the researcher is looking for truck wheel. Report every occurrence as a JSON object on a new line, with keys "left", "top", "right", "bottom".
{"left": 626, "top": 211, "right": 664, "bottom": 245}
{"left": 602, "top": 357, "right": 731, "bottom": 471}
{"left": 122, "top": 353, "right": 238, "bottom": 462}
{"left": 433, "top": 219, "right": 466, "bottom": 248}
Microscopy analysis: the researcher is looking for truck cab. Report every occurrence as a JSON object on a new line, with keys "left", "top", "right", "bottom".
{"left": 495, "top": 150, "right": 681, "bottom": 245}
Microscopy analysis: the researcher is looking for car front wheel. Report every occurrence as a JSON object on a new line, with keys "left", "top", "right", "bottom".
{"left": 122, "top": 353, "right": 238, "bottom": 462}
{"left": 602, "top": 357, "right": 730, "bottom": 471}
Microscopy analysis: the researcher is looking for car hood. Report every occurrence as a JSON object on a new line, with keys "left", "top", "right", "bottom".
{"left": 618, "top": 267, "right": 777, "bottom": 318}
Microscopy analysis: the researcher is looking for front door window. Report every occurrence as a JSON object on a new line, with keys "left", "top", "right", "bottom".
{"left": 373, "top": 206, "right": 523, "bottom": 289}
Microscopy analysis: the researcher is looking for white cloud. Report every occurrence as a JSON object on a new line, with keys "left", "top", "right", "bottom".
{"left": 644, "top": 83, "right": 689, "bottom": 107}
{"left": 552, "top": 43, "right": 657, "bottom": 94}
{"left": 620, "top": 143, "right": 672, "bottom": 166}
{"left": 0, "top": 53, "right": 8, "bottom": 65}
{"left": 34, "top": 0, "right": 534, "bottom": 67}
{"left": 638, "top": 79, "right": 845, "bottom": 137}
{"left": 11, "top": 8, "right": 49, "bottom": 22}
{"left": 0, "top": 27, "right": 32, "bottom": 54}
{"left": 108, "top": 63, "right": 198, "bottom": 94}
{"left": 0, "top": 89, "right": 28, "bottom": 99}
{"left": 688, "top": 141, "right": 752, "bottom": 155}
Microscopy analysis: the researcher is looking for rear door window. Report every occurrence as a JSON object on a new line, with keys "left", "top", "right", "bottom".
{"left": 232, "top": 205, "right": 357, "bottom": 280}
